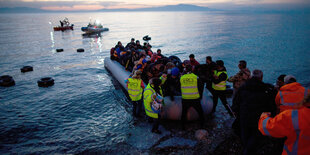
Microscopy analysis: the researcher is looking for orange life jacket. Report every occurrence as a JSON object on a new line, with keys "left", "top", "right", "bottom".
{"left": 259, "top": 107, "right": 310, "bottom": 155}
{"left": 275, "top": 82, "right": 309, "bottom": 113}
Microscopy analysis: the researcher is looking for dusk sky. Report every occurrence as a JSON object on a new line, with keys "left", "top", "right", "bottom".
{"left": 0, "top": 0, "right": 310, "bottom": 11}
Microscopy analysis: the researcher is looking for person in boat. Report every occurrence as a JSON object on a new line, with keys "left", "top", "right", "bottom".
{"left": 150, "top": 52, "right": 159, "bottom": 63}
{"left": 163, "top": 67, "right": 181, "bottom": 101}
{"left": 163, "top": 62, "right": 176, "bottom": 74}
{"left": 135, "top": 40, "right": 143, "bottom": 51}
{"left": 125, "top": 48, "right": 140, "bottom": 72}
{"left": 144, "top": 77, "right": 165, "bottom": 134}
{"left": 146, "top": 45, "right": 153, "bottom": 57}
{"left": 115, "top": 41, "right": 125, "bottom": 59}
{"left": 156, "top": 49, "right": 165, "bottom": 59}
{"left": 180, "top": 60, "right": 191, "bottom": 75}
{"left": 126, "top": 38, "right": 136, "bottom": 49}
{"left": 125, "top": 70, "right": 145, "bottom": 117}
{"left": 189, "top": 54, "right": 200, "bottom": 71}
{"left": 60, "top": 20, "right": 64, "bottom": 27}
{"left": 133, "top": 55, "right": 147, "bottom": 72}
{"left": 211, "top": 60, "right": 235, "bottom": 117}
{"left": 110, "top": 47, "right": 119, "bottom": 61}
{"left": 180, "top": 64, "right": 204, "bottom": 129}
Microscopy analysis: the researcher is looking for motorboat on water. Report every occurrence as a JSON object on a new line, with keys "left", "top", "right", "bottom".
{"left": 81, "top": 20, "right": 109, "bottom": 34}
{"left": 53, "top": 18, "right": 74, "bottom": 31}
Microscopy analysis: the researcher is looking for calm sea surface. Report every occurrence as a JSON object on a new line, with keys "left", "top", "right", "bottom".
{"left": 0, "top": 11, "right": 309, "bottom": 154}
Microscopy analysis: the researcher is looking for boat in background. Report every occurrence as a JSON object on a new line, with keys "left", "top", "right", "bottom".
{"left": 53, "top": 18, "right": 74, "bottom": 31}
{"left": 81, "top": 20, "right": 109, "bottom": 34}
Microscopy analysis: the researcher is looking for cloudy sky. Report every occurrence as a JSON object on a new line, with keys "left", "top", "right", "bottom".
{"left": 0, "top": 0, "right": 309, "bottom": 10}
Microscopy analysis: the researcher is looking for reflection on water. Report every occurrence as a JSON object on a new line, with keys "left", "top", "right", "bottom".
{"left": 0, "top": 12, "right": 309, "bottom": 154}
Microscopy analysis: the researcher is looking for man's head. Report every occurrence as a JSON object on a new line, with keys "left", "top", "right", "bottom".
{"left": 252, "top": 69, "right": 263, "bottom": 81}
{"left": 171, "top": 67, "right": 180, "bottom": 78}
{"left": 206, "top": 56, "right": 212, "bottom": 64}
{"left": 157, "top": 49, "right": 161, "bottom": 54}
{"left": 216, "top": 60, "right": 224, "bottom": 68}
{"left": 276, "top": 74, "right": 286, "bottom": 88}
{"left": 189, "top": 54, "right": 195, "bottom": 62}
{"left": 131, "top": 38, "right": 135, "bottom": 42}
{"left": 238, "top": 60, "right": 247, "bottom": 69}
{"left": 136, "top": 40, "right": 140, "bottom": 45}
{"left": 284, "top": 75, "right": 297, "bottom": 84}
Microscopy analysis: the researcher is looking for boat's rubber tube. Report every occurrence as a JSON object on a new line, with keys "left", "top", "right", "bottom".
{"left": 104, "top": 57, "right": 213, "bottom": 120}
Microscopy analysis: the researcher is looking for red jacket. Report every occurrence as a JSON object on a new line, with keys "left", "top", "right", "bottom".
{"left": 259, "top": 107, "right": 310, "bottom": 155}
{"left": 275, "top": 82, "right": 309, "bottom": 113}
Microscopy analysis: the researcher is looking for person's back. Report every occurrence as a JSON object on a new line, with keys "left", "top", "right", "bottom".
{"left": 233, "top": 69, "right": 277, "bottom": 155}
{"left": 237, "top": 77, "right": 277, "bottom": 126}
{"left": 259, "top": 93, "right": 310, "bottom": 155}
{"left": 275, "top": 75, "right": 309, "bottom": 113}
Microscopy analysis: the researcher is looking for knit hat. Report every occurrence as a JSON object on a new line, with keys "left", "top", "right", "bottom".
{"left": 284, "top": 75, "right": 297, "bottom": 84}
{"left": 171, "top": 67, "right": 179, "bottom": 76}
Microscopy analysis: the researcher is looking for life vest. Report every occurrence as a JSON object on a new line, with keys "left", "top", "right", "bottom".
{"left": 212, "top": 70, "right": 227, "bottom": 91}
{"left": 259, "top": 107, "right": 310, "bottom": 155}
{"left": 143, "top": 83, "right": 163, "bottom": 118}
{"left": 180, "top": 73, "right": 200, "bottom": 99}
{"left": 136, "top": 58, "right": 145, "bottom": 72}
{"left": 127, "top": 78, "right": 143, "bottom": 101}
{"left": 276, "top": 82, "right": 309, "bottom": 113}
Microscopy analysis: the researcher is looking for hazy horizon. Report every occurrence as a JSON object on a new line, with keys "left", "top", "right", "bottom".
{"left": 0, "top": 0, "right": 310, "bottom": 11}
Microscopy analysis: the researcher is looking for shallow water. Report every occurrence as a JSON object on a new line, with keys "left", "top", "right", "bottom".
{"left": 0, "top": 11, "right": 309, "bottom": 154}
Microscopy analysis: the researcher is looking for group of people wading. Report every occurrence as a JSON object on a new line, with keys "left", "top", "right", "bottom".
{"left": 110, "top": 38, "right": 310, "bottom": 155}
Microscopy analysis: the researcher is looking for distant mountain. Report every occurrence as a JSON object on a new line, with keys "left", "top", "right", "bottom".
{"left": 97, "top": 4, "right": 216, "bottom": 12}
{"left": 0, "top": 4, "right": 216, "bottom": 13}
{"left": 0, "top": 7, "right": 48, "bottom": 13}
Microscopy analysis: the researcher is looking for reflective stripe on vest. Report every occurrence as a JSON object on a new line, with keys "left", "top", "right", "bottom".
{"left": 212, "top": 71, "right": 227, "bottom": 91}
{"left": 279, "top": 88, "right": 308, "bottom": 107}
{"left": 283, "top": 110, "right": 300, "bottom": 155}
{"left": 127, "top": 78, "right": 142, "bottom": 101}
{"left": 180, "top": 73, "right": 200, "bottom": 99}
{"left": 262, "top": 117, "right": 271, "bottom": 136}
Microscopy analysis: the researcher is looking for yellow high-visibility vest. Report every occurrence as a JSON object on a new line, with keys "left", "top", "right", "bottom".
{"left": 127, "top": 78, "right": 143, "bottom": 101}
{"left": 212, "top": 70, "right": 227, "bottom": 91}
{"left": 180, "top": 73, "right": 200, "bottom": 99}
{"left": 143, "top": 83, "right": 163, "bottom": 118}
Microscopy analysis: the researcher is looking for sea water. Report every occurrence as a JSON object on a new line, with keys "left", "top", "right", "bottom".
{"left": 0, "top": 11, "right": 309, "bottom": 154}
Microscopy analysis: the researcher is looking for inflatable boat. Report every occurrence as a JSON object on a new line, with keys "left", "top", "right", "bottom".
{"left": 104, "top": 57, "right": 214, "bottom": 121}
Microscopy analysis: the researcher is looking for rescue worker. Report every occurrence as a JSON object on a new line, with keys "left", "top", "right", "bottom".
{"left": 211, "top": 60, "right": 235, "bottom": 117}
{"left": 143, "top": 77, "right": 164, "bottom": 134}
{"left": 259, "top": 93, "right": 310, "bottom": 155}
{"left": 125, "top": 70, "right": 145, "bottom": 117}
{"left": 275, "top": 75, "right": 310, "bottom": 113}
{"left": 227, "top": 60, "right": 251, "bottom": 93}
{"left": 180, "top": 64, "right": 204, "bottom": 129}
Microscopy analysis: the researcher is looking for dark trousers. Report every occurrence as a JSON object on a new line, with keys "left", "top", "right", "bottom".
{"left": 152, "top": 114, "right": 161, "bottom": 131}
{"left": 212, "top": 89, "right": 234, "bottom": 117}
{"left": 132, "top": 100, "right": 142, "bottom": 117}
{"left": 181, "top": 99, "right": 204, "bottom": 128}
{"left": 240, "top": 123, "right": 264, "bottom": 155}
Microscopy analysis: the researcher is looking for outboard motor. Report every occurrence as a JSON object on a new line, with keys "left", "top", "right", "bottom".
{"left": 143, "top": 35, "right": 151, "bottom": 41}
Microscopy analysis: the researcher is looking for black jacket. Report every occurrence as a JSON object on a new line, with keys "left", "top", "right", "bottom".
{"left": 232, "top": 78, "right": 277, "bottom": 127}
